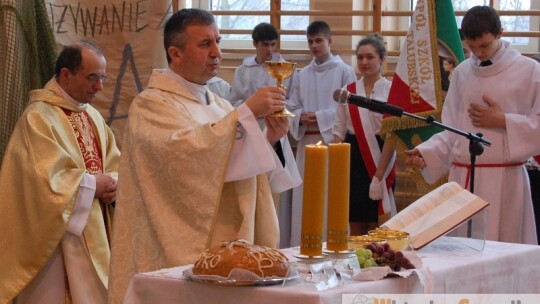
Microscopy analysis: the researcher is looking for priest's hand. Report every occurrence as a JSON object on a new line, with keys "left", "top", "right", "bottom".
{"left": 95, "top": 173, "right": 117, "bottom": 205}
{"left": 404, "top": 148, "right": 426, "bottom": 169}
{"left": 265, "top": 116, "right": 289, "bottom": 147}
{"left": 468, "top": 95, "right": 506, "bottom": 129}
{"left": 245, "top": 86, "right": 286, "bottom": 118}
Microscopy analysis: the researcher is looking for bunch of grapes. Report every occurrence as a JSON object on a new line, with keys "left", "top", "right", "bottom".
{"left": 354, "top": 247, "right": 377, "bottom": 268}
{"left": 365, "top": 242, "right": 415, "bottom": 271}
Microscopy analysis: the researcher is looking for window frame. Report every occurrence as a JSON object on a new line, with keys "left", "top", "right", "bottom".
{"left": 190, "top": 0, "right": 311, "bottom": 53}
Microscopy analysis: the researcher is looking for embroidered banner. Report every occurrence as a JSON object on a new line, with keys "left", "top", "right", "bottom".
{"left": 381, "top": 0, "right": 464, "bottom": 190}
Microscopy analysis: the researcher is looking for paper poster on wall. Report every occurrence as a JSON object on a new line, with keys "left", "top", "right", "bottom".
{"left": 45, "top": 0, "right": 173, "bottom": 148}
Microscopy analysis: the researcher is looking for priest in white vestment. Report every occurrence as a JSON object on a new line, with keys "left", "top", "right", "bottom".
{"left": 108, "top": 9, "right": 300, "bottom": 303}
{"left": 0, "top": 42, "right": 120, "bottom": 304}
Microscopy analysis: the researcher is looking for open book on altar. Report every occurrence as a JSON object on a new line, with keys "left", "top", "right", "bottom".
{"left": 381, "top": 181, "right": 489, "bottom": 250}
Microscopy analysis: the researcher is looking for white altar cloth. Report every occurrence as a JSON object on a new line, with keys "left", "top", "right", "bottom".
{"left": 124, "top": 237, "right": 540, "bottom": 304}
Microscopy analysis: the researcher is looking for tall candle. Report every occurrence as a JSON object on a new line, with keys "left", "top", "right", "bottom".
{"left": 300, "top": 143, "right": 328, "bottom": 257}
{"left": 327, "top": 143, "right": 351, "bottom": 252}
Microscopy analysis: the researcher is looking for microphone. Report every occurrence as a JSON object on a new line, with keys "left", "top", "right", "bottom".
{"left": 333, "top": 89, "right": 404, "bottom": 117}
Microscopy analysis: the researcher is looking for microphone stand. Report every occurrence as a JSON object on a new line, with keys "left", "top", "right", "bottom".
{"left": 400, "top": 112, "right": 491, "bottom": 237}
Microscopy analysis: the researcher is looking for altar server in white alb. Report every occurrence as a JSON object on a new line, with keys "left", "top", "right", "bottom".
{"left": 206, "top": 76, "right": 231, "bottom": 99}
{"left": 228, "top": 22, "right": 292, "bottom": 108}
{"left": 406, "top": 6, "right": 540, "bottom": 245}
{"left": 226, "top": 22, "right": 298, "bottom": 184}
{"left": 227, "top": 22, "right": 300, "bottom": 248}
{"left": 287, "top": 20, "right": 356, "bottom": 246}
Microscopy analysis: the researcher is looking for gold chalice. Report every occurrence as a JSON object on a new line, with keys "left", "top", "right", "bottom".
{"left": 265, "top": 61, "right": 296, "bottom": 117}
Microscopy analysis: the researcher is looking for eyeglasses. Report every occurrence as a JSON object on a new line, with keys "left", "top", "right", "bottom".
{"left": 86, "top": 74, "right": 108, "bottom": 83}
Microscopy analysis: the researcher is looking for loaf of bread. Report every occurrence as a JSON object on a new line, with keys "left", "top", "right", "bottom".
{"left": 192, "top": 239, "right": 289, "bottom": 278}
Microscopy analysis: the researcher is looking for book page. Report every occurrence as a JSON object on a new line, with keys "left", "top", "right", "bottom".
{"left": 382, "top": 182, "right": 464, "bottom": 231}
{"left": 403, "top": 191, "right": 488, "bottom": 249}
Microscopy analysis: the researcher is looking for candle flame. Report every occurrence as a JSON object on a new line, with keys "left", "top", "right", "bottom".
{"left": 315, "top": 141, "right": 323, "bottom": 146}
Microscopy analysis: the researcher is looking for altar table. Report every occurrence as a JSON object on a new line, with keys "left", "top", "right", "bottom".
{"left": 124, "top": 237, "right": 540, "bottom": 304}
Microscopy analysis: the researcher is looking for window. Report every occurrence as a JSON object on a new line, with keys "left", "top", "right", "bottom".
{"left": 187, "top": 0, "right": 309, "bottom": 49}
{"left": 451, "top": 0, "right": 538, "bottom": 52}
{"left": 181, "top": 0, "right": 538, "bottom": 81}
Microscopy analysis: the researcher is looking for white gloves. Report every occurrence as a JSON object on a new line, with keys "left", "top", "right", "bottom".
{"left": 369, "top": 176, "right": 385, "bottom": 200}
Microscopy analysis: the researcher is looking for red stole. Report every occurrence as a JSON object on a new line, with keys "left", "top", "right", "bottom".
{"left": 63, "top": 109, "right": 114, "bottom": 243}
{"left": 346, "top": 82, "right": 396, "bottom": 215}
{"left": 63, "top": 109, "right": 104, "bottom": 174}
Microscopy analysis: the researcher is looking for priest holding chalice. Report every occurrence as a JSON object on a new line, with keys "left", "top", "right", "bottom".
{"left": 108, "top": 8, "right": 301, "bottom": 302}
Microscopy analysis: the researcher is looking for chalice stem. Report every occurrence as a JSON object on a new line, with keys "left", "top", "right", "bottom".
{"left": 265, "top": 61, "right": 296, "bottom": 118}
